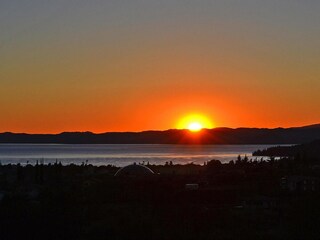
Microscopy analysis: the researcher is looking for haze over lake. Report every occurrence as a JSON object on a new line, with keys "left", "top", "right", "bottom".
{"left": 0, "top": 144, "right": 284, "bottom": 167}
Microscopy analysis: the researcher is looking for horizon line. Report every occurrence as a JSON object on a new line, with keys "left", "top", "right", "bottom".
{"left": 1, "top": 123, "right": 319, "bottom": 135}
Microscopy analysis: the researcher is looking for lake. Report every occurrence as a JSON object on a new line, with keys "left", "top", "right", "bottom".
{"left": 0, "top": 144, "right": 282, "bottom": 167}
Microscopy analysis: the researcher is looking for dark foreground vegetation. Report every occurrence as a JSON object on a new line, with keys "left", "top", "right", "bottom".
{"left": 253, "top": 139, "right": 320, "bottom": 160}
{"left": 1, "top": 149, "right": 320, "bottom": 239}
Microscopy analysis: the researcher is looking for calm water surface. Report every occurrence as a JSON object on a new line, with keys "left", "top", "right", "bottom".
{"left": 0, "top": 144, "right": 282, "bottom": 167}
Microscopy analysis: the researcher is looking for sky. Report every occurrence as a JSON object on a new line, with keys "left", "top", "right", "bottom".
{"left": 1, "top": 0, "right": 319, "bottom": 133}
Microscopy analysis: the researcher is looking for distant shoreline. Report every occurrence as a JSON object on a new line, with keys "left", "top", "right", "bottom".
{"left": 0, "top": 144, "right": 279, "bottom": 167}
{"left": 1, "top": 124, "right": 319, "bottom": 144}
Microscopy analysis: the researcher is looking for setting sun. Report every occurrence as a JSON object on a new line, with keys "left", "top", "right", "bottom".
{"left": 176, "top": 114, "right": 214, "bottom": 131}
{"left": 188, "top": 122, "right": 203, "bottom": 132}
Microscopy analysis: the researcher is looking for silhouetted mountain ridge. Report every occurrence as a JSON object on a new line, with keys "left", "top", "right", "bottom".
{"left": 1, "top": 124, "right": 319, "bottom": 144}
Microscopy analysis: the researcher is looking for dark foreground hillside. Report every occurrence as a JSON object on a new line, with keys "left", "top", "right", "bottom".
{"left": 1, "top": 155, "right": 320, "bottom": 240}
{"left": 253, "top": 139, "right": 320, "bottom": 161}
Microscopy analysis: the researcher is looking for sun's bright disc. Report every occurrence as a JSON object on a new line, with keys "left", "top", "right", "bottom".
{"left": 188, "top": 122, "right": 202, "bottom": 132}
{"left": 176, "top": 114, "right": 214, "bottom": 131}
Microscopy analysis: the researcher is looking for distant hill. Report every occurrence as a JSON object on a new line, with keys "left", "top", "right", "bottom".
{"left": 253, "top": 139, "right": 320, "bottom": 160}
{"left": 298, "top": 123, "right": 320, "bottom": 129}
{"left": 1, "top": 124, "right": 320, "bottom": 144}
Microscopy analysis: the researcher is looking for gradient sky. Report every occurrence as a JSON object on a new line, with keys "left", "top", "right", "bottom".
{"left": 1, "top": 0, "right": 319, "bottom": 133}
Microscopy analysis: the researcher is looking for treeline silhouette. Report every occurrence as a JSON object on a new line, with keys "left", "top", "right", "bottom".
{"left": 253, "top": 139, "right": 320, "bottom": 161}
{"left": 1, "top": 147, "right": 320, "bottom": 240}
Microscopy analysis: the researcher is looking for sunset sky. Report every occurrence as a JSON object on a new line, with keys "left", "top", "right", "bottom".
{"left": 1, "top": 1, "right": 319, "bottom": 133}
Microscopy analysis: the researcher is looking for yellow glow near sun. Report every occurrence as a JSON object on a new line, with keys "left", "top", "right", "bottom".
{"left": 176, "top": 114, "right": 214, "bottom": 131}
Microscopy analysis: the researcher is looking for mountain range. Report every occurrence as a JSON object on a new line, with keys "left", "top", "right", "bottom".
{"left": 1, "top": 124, "right": 319, "bottom": 144}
